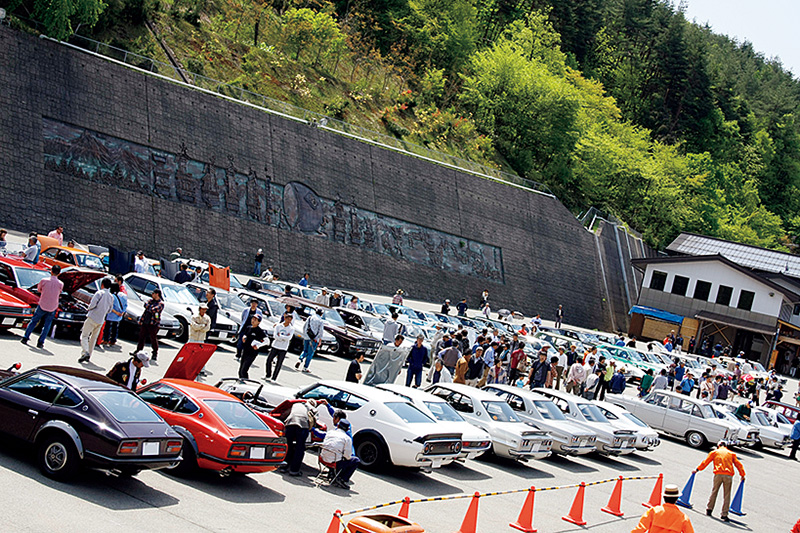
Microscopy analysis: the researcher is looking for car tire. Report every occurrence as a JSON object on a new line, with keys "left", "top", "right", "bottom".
{"left": 176, "top": 317, "right": 189, "bottom": 343}
{"left": 334, "top": 340, "right": 351, "bottom": 358}
{"left": 354, "top": 435, "right": 387, "bottom": 471}
{"left": 169, "top": 441, "right": 197, "bottom": 476}
{"left": 38, "top": 433, "right": 80, "bottom": 481}
{"left": 685, "top": 431, "right": 707, "bottom": 449}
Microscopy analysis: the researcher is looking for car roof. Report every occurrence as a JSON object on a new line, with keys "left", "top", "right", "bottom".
{"left": 483, "top": 384, "right": 551, "bottom": 401}
{"left": 0, "top": 255, "right": 50, "bottom": 270}
{"left": 336, "top": 307, "right": 379, "bottom": 318}
{"left": 186, "top": 280, "right": 231, "bottom": 295}
{"left": 37, "top": 365, "right": 123, "bottom": 389}
{"left": 378, "top": 384, "right": 446, "bottom": 403}
{"left": 159, "top": 378, "right": 243, "bottom": 400}
{"left": 429, "top": 382, "right": 509, "bottom": 401}
{"left": 314, "top": 380, "right": 402, "bottom": 403}
{"left": 126, "top": 272, "right": 167, "bottom": 283}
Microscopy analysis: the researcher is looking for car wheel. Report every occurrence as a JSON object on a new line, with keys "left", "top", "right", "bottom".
{"left": 168, "top": 441, "right": 197, "bottom": 476}
{"left": 176, "top": 317, "right": 189, "bottom": 343}
{"left": 38, "top": 433, "right": 80, "bottom": 481}
{"left": 685, "top": 431, "right": 706, "bottom": 449}
{"left": 334, "top": 340, "right": 350, "bottom": 358}
{"left": 753, "top": 438, "right": 763, "bottom": 450}
{"left": 355, "top": 435, "right": 386, "bottom": 470}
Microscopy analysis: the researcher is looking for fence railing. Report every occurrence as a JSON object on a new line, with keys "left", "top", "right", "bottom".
{"left": 49, "top": 30, "right": 555, "bottom": 197}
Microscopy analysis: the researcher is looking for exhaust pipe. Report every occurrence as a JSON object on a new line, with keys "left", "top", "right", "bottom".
{"left": 219, "top": 467, "right": 233, "bottom": 478}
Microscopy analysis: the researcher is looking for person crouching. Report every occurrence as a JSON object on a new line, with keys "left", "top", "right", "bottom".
{"left": 321, "top": 419, "right": 359, "bottom": 489}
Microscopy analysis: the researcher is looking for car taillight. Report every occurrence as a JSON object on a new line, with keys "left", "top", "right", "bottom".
{"left": 272, "top": 447, "right": 287, "bottom": 460}
{"left": 423, "top": 444, "right": 432, "bottom": 454}
{"left": 230, "top": 444, "right": 248, "bottom": 458}
{"left": 119, "top": 440, "right": 139, "bottom": 454}
{"left": 165, "top": 440, "right": 182, "bottom": 454}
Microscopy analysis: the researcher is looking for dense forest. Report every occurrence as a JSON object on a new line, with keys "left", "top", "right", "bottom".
{"left": 8, "top": 0, "right": 800, "bottom": 250}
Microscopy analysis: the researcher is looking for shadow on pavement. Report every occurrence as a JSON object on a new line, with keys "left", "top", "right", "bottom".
{"left": 623, "top": 453, "right": 662, "bottom": 467}
{"left": 365, "top": 468, "right": 463, "bottom": 496}
{"left": 436, "top": 461, "right": 492, "bottom": 481}
{"left": 581, "top": 454, "right": 641, "bottom": 472}
{"left": 479, "top": 455, "right": 556, "bottom": 480}
{"left": 545, "top": 454, "right": 600, "bottom": 474}
{"left": 162, "top": 469, "right": 286, "bottom": 503}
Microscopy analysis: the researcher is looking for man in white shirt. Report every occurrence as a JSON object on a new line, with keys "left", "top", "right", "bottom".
{"left": 134, "top": 251, "right": 148, "bottom": 273}
{"left": 566, "top": 356, "right": 586, "bottom": 395}
{"left": 22, "top": 235, "right": 40, "bottom": 264}
{"left": 266, "top": 313, "right": 294, "bottom": 381}
{"left": 382, "top": 312, "right": 402, "bottom": 344}
{"left": 315, "top": 288, "right": 331, "bottom": 306}
{"left": 652, "top": 369, "right": 669, "bottom": 391}
{"left": 320, "top": 419, "right": 359, "bottom": 489}
{"left": 556, "top": 346, "right": 568, "bottom": 390}
{"left": 78, "top": 278, "right": 115, "bottom": 363}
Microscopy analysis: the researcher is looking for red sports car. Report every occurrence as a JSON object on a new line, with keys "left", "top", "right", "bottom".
{"left": 138, "top": 343, "right": 287, "bottom": 475}
{"left": 0, "top": 287, "right": 33, "bottom": 330}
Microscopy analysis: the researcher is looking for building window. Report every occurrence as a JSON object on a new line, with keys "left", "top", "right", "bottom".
{"left": 650, "top": 271, "right": 667, "bottom": 291}
{"left": 793, "top": 304, "right": 800, "bottom": 316}
{"left": 737, "top": 290, "right": 755, "bottom": 311}
{"left": 693, "top": 280, "right": 712, "bottom": 301}
{"left": 716, "top": 285, "right": 733, "bottom": 306}
{"left": 671, "top": 276, "right": 689, "bottom": 296}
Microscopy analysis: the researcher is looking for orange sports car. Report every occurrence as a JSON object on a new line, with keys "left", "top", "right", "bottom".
{"left": 41, "top": 245, "right": 105, "bottom": 271}
{"left": 346, "top": 515, "right": 425, "bottom": 533}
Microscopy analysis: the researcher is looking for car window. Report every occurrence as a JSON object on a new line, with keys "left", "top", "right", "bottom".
{"left": 423, "top": 401, "right": 464, "bottom": 422}
{"left": 691, "top": 404, "right": 704, "bottom": 418}
{"left": 14, "top": 267, "right": 49, "bottom": 290}
{"left": 385, "top": 402, "right": 435, "bottom": 423}
{"left": 302, "top": 385, "right": 366, "bottom": 411}
{"left": 754, "top": 412, "right": 771, "bottom": 426}
{"left": 54, "top": 387, "right": 83, "bottom": 407}
{"left": 126, "top": 276, "right": 148, "bottom": 293}
{"left": 140, "top": 383, "right": 195, "bottom": 413}
{"left": 5, "top": 373, "right": 64, "bottom": 404}
{"left": 533, "top": 400, "right": 567, "bottom": 420}
{"left": 0, "top": 264, "right": 14, "bottom": 286}
{"left": 599, "top": 407, "right": 619, "bottom": 420}
{"left": 185, "top": 285, "right": 205, "bottom": 302}
{"left": 482, "top": 401, "right": 520, "bottom": 422}
{"left": 161, "top": 284, "right": 199, "bottom": 305}
{"left": 506, "top": 394, "right": 525, "bottom": 412}
{"left": 93, "top": 390, "right": 163, "bottom": 422}
{"left": 204, "top": 400, "right": 268, "bottom": 430}
{"left": 552, "top": 397, "right": 570, "bottom": 414}
{"left": 323, "top": 309, "right": 346, "bottom": 327}
{"left": 443, "top": 392, "right": 474, "bottom": 414}
{"left": 578, "top": 403, "right": 609, "bottom": 423}
{"left": 77, "top": 254, "right": 104, "bottom": 270}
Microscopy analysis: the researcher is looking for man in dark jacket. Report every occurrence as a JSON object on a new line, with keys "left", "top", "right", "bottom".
{"left": 405, "top": 335, "right": 429, "bottom": 388}
{"left": 174, "top": 263, "right": 193, "bottom": 284}
{"left": 529, "top": 351, "right": 550, "bottom": 389}
{"left": 205, "top": 288, "right": 219, "bottom": 333}
{"left": 107, "top": 352, "right": 149, "bottom": 390}
{"left": 238, "top": 315, "right": 269, "bottom": 379}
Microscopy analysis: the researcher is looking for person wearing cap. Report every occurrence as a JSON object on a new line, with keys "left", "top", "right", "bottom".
{"left": 693, "top": 441, "right": 746, "bottom": 521}
{"left": 329, "top": 290, "right": 342, "bottom": 308}
{"left": 107, "top": 352, "right": 149, "bottom": 390}
{"left": 440, "top": 299, "right": 451, "bottom": 315}
{"left": 134, "top": 289, "right": 164, "bottom": 362}
{"left": 253, "top": 248, "right": 264, "bottom": 276}
{"left": 320, "top": 418, "right": 359, "bottom": 489}
{"left": 134, "top": 251, "right": 148, "bottom": 273}
{"left": 266, "top": 313, "right": 294, "bottom": 382}
{"left": 189, "top": 304, "right": 212, "bottom": 342}
{"left": 631, "top": 483, "right": 694, "bottom": 532}
{"left": 315, "top": 288, "right": 330, "bottom": 306}
{"left": 238, "top": 314, "right": 269, "bottom": 379}
{"left": 236, "top": 299, "right": 263, "bottom": 360}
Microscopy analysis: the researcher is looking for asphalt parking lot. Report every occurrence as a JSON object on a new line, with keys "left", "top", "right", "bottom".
{"left": 0, "top": 325, "right": 798, "bottom": 533}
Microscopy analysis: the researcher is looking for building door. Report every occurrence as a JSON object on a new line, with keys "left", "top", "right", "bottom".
{"left": 733, "top": 329, "right": 754, "bottom": 360}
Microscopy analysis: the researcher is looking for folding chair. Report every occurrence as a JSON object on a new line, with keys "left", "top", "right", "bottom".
{"left": 313, "top": 446, "right": 342, "bottom": 487}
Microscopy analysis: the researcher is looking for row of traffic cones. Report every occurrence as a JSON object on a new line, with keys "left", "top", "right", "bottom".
{"left": 324, "top": 472, "right": 746, "bottom": 532}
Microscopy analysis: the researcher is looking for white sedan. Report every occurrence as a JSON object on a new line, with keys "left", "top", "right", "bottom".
{"left": 377, "top": 384, "right": 492, "bottom": 460}
{"left": 254, "top": 380, "right": 463, "bottom": 470}
{"left": 425, "top": 383, "right": 552, "bottom": 461}
{"left": 533, "top": 389, "right": 638, "bottom": 455}
{"left": 593, "top": 401, "right": 660, "bottom": 451}
{"left": 751, "top": 406, "right": 794, "bottom": 449}
{"left": 482, "top": 384, "right": 597, "bottom": 456}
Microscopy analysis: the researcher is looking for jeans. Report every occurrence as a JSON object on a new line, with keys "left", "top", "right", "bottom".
{"left": 336, "top": 457, "right": 360, "bottom": 482}
{"left": 299, "top": 339, "right": 318, "bottom": 369}
{"left": 406, "top": 367, "right": 423, "bottom": 387}
{"left": 253, "top": 261, "right": 262, "bottom": 276}
{"left": 285, "top": 425, "right": 309, "bottom": 474}
{"left": 103, "top": 320, "right": 121, "bottom": 344}
{"left": 23, "top": 306, "right": 56, "bottom": 345}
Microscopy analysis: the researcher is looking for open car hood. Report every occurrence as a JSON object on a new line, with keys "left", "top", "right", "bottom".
{"left": 0, "top": 287, "right": 29, "bottom": 308}
{"left": 163, "top": 342, "right": 217, "bottom": 380}
{"left": 59, "top": 268, "right": 107, "bottom": 294}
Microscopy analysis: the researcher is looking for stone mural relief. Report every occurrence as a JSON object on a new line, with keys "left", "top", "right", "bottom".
{"left": 42, "top": 117, "right": 504, "bottom": 282}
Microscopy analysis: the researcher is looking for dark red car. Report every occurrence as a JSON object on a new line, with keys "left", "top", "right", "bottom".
{"left": 138, "top": 343, "right": 287, "bottom": 475}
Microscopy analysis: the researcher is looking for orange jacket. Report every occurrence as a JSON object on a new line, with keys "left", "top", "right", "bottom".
{"left": 632, "top": 504, "right": 694, "bottom": 533}
{"left": 696, "top": 447, "right": 745, "bottom": 477}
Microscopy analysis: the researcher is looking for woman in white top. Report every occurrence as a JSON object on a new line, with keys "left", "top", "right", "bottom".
{"left": 265, "top": 313, "right": 294, "bottom": 381}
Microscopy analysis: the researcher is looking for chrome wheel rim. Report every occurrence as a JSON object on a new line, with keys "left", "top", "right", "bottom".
{"left": 45, "top": 442, "right": 67, "bottom": 471}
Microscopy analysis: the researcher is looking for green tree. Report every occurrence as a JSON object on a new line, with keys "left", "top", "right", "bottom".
{"left": 12, "top": 0, "right": 108, "bottom": 40}
{"left": 282, "top": 7, "right": 316, "bottom": 60}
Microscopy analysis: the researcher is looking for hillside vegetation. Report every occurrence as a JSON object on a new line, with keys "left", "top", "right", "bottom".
{"left": 9, "top": 0, "right": 800, "bottom": 250}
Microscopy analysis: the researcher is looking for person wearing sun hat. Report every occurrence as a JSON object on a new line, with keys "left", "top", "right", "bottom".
{"left": 631, "top": 483, "right": 694, "bottom": 532}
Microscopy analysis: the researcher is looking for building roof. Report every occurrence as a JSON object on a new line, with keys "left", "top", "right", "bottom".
{"left": 629, "top": 305, "right": 684, "bottom": 324}
{"left": 694, "top": 311, "right": 776, "bottom": 336}
{"left": 667, "top": 233, "right": 800, "bottom": 277}
{"left": 631, "top": 254, "right": 800, "bottom": 302}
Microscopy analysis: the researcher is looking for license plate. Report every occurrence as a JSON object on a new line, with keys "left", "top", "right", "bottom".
{"left": 142, "top": 442, "right": 160, "bottom": 456}
{"left": 218, "top": 332, "right": 227, "bottom": 340}
{"left": 157, "top": 329, "right": 167, "bottom": 336}
{"left": 250, "top": 447, "right": 266, "bottom": 459}
{"left": 579, "top": 439, "right": 587, "bottom": 446}
{"left": 530, "top": 443, "right": 541, "bottom": 453}
{"left": 621, "top": 441, "right": 628, "bottom": 448}
{"left": 1, "top": 318, "right": 14, "bottom": 326}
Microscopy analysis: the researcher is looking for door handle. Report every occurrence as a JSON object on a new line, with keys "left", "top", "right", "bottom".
{"left": 28, "top": 409, "right": 38, "bottom": 416}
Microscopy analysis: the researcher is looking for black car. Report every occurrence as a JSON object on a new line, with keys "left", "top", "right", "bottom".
{"left": 0, "top": 366, "right": 183, "bottom": 480}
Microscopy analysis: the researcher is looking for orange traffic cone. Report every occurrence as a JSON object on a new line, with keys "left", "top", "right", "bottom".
{"left": 398, "top": 497, "right": 411, "bottom": 519}
{"left": 562, "top": 482, "right": 587, "bottom": 526}
{"left": 453, "top": 492, "right": 480, "bottom": 533}
{"left": 643, "top": 474, "right": 663, "bottom": 509}
{"left": 601, "top": 476, "right": 624, "bottom": 517}
{"left": 509, "top": 487, "right": 537, "bottom": 532}
{"left": 325, "top": 511, "right": 342, "bottom": 533}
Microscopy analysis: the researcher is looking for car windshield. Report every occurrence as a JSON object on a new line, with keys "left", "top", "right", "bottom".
{"left": 626, "top": 350, "right": 645, "bottom": 362}
{"left": 754, "top": 412, "right": 772, "bottom": 426}
{"left": 76, "top": 254, "right": 104, "bottom": 270}
{"left": 219, "top": 291, "right": 247, "bottom": 312}
{"left": 622, "top": 412, "right": 649, "bottom": 427}
{"left": 385, "top": 402, "right": 435, "bottom": 423}
{"left": 751, "top": 362, "right": 767, "bottom": 372}
{"left": 362, "top": 315, "right": 384, "bottom": 332}
{"left": 423, "top": 401, "right": 464, "bottom": 422}
{"left": 578, "top": 404, "right": 609, "bottom": 423}
{"left": 93, "top": 390, "right": 163, "bottom": 423}
{"left": 161, "top": 284, "right": 200, "bottom": 305}
{"left": 267, "top": 299, "right": 284, "bottom": 316}
{"left": 481, "top": 401, "right": 521, "bottom": 423}
{"left": 14, "top": 267, "right": 50, "bottom": 289}
{"left": 323, "top": 309, "right": 346, "bottom": 326}
{"left": 229, "top": 275, "right": 243, "bottom": 289}
{"left": 533, "top": 400, "right": 567, "bottom": 420}
{"left": 204, "top": 400, "right": 268, "bottom": 430}
{"left": 372, "top": 303, "right": 390, "bottom": 315}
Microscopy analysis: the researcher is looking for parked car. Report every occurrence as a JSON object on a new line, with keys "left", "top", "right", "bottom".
{"left": 763, "top": 400, "right": 800, "bottom": 423}
{"left": 40, "top": 245, "right": 105, "bottom": 272}
{"left": 751, "top": 406, "right": 794, "bottom": 449}
{"left": 426, "top": 383, "right": 552, "bottom": 461}
{"left": 0, "top": 286, "right": 33, "bottom": 330}
{"left": 255, "top": 380, "right": 464, "bottom": 471}
{"left": 301, "top": 302, "right": 382, "bottom": 358}
{"left": 482, "top": 384, "right": 597, "bottom": 456}
{"left": 138, "top": 343, "right": 287, "bottom": 475}
{"left": 346, "top": 514, "right": 425, "bottom": 533}
{"left": 593, "top": 401, "right": 660, "bottom": 451}
{"left": 376, "top": 384, "right": 492, "bottom": 460}
{"left": 710, "top": 400, "right": 763, "bottom": 447}
{"left": 0, "top": 365, "right": 183, "bottom": 480}
{"left": 123, "top": 273, "right": 237, "bottom": 342}
{"left": 609, "top": 390, "right": 740, "bottom": 448}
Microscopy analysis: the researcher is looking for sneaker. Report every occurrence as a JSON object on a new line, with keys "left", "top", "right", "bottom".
{"left": 288, "top": 471, "right": 302, "bottom": 477}
{"left": 37, "top": 343, "right": 44, "bottom": 349}
{"left": 332, "top": 479, "right": 349, "bottom": 489}
{"left": 151, "top": 354, "right": 158, "bottom": 362}
{"left": 302, "top": 368, "right": 311, "bottom": 373}
{"left": 706, "top": 510, "right": 712, "bottom": 516}
{"left": 721, "top": 516, "right": 730, "bottom": 522}
{"left": 78, "top": 354, "right": 90, "bottom": 363}
{"left": 20, "top": 338, "right": 28, "bottom": 345}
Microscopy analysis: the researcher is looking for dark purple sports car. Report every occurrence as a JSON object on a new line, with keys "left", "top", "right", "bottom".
{"left": 0, "top": 366, "right": 183, "bottom": 480}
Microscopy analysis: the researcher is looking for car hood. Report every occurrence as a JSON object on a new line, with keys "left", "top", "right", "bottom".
{"left": 0, "top": 288, "right": 29, "bottom": 307}
{"left": 162, "top": 342, "right": 217, "bottom": 380}
{"left": 59, "top": 269, "right": 107, "bottom": 294}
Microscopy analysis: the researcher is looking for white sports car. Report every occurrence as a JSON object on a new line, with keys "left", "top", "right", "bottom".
{"left": 425, "top": 383, "right": 553, "bottom": 461}
{"left": 377, "top": 384, "right": 492, "bottom": 460}
{"left": 482, "top": 384, "right": 597, "bottom": 456}
{"left": 252, "top": 380, "right": 463, "bottom": 470}
{"left": 593, "top": 401, "right": 660, "bottom": 451}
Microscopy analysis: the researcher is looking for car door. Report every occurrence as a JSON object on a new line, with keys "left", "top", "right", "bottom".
{"left": 633, "top": 392, "right": 669, "bottom": 428}
{"left": 0, "top": 372, "right": 65, "bottom": 441}
{"left": 663, "top": 397, "right": 692, "bottom": 435}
